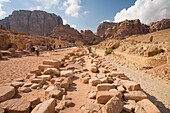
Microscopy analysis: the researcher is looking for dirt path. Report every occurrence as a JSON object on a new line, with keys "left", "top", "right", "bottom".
{"left": 105, "top": 57, "right": 170, "bottom": 113}
{"left": 0, "top": 47, "right": 77, "bottom": 84}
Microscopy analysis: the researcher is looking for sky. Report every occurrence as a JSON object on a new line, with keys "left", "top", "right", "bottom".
{"left": 0, "top": 0, "right": 170, "bottom": 33}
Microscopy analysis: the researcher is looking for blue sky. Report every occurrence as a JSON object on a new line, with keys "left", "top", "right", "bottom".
{"left": 0, "top": 0, "right": 170, "bottom": 33}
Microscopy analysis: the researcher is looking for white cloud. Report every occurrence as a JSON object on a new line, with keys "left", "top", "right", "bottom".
{"left": 71, "top": 24, "right": 76, "bottom": 28}
{"left": 35, "top": 0, "right": 60, "bottom": 9}
{"left": 114, "top": 0, "right": 170, "bottom": 24}
{"left": 63, "top": 19, "right": 67, "bottom": 25}
{"left": 83, "top": 11, "right": 88, "bottom": 15}
{"left": 62, "top": 0, "right": 81, "bottom": 17}
{"left": 29, "top": 6, "right": 42, "bottom": 10}
{"left": 0, "top": 0, "right": 10, "bottom": 19}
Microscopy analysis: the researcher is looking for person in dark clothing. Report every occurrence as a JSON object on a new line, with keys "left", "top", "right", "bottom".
{"left": 53, "top": 44, "right": 56, "bottom": 49}
{"left": 47, "top": 45, "right": 49, "bottom": 50}
{"left": 59, "top": 44, "right": 61, "bottom": 48}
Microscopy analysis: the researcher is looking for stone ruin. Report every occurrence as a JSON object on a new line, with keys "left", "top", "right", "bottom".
{"left": 0, "top": 48, "right": 161, "bottom": 113}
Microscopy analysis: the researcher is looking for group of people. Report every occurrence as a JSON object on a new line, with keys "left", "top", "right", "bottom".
{"left": 29, "top": 44, "right": 62, "bottom": 56}
{"left": 46, "top": 44, "right": 61, "bottom": 50}
{"left": 30, "top": 44, "right": 40, "bottom": 56}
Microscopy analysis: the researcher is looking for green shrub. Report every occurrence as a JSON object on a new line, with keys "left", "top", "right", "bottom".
{"left": 105, "top": 49, "right": 113, "bottom": 55}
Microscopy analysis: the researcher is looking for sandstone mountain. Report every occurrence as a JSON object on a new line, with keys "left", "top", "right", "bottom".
{"left": 48, "top": 24, "right": 103, "bottom": 45}
{"left": 96, "top": 19, "right": 170, "bottom": 39}
{"left": 96, "top": 22, "right": 116, "bottom": 36}
{"left": 149, "top": 19, "right": 170, "bottom": 32}
{"left": 0, "top": 10, "right": 63, "bottom": 36}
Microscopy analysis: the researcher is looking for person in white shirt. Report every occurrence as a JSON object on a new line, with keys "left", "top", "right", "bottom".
{"left": 35, "top": 46, "right": 40, "bottom": 56}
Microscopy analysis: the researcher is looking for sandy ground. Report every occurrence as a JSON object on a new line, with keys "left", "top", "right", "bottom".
{"left": 0, "top": 47, "right": 169, "bottom": 113}
{"left": 0, "top": 48, "right": 77, "bottom": 84}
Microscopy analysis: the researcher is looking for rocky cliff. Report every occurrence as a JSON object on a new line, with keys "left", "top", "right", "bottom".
{"left": 97, "top": 19, "right": 170, "bottom": 39}
{"left": 149, "top": 19, "right": 170, "bottom": 32}
{"left": 96, "top": 22, "right": 116, "bottom": 36}
{"left": 105, "top": 19, "right": 149, "bottom": 39}
{"left": 49, "top": 25, "right": 103, "bottom": 45}
{"left": 0, "top": 10, "right": 63, "bottom": 36}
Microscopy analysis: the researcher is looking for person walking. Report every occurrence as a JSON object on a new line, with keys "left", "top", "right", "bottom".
{"left": 47, "top": 45, "right": 49, "bottom": 50}
{"left": 35, "top": 46, "right": 40, "bottom": 56}
{"left": 53, "top": 44, "right": 56, "bottom": 49}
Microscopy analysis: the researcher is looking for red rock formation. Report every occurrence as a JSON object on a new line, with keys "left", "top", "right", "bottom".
{"left": 49, "top": 25, "right": 103, "bottom": 45}
{"left": 97, "top": 19, "right": 170, "bottom": 40}
{"left": 96, "top": 22, "right": 116, "bottom": 36}
{"left": 149, "top": 19, "right": 170, "bottom": 32}
{"left": 105, "top": 19, "right": 149, "bottom": 39}
{"left": 0, "top": 10, "right": 63, "bottom": 36}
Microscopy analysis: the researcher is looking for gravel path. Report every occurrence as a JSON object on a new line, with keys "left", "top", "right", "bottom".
{"left": 106, "top": 57, "right": 170, "bottom": 113}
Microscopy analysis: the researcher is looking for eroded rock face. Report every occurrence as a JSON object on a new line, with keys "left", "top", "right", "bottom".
{"left": 96, "top": 22, "right": 117, "bottom": 36}
{"left": 149, "top": 19, "right": 170, "bottom": 32}
{"left": 0, "top": 10, "right": 63, "bottom": 36}
{"left": 105, "top": 19, "right": 149, "bottom": 39}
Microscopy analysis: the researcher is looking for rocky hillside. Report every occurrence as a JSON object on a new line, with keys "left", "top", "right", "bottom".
{"left": 96, "top": 19, "right": 170, "bottom": 39}
{"left": 0, "top": 10, "right": 63, "bottom": 36}
{"left": 48, "top": 24, "right": 103, "bottom": 45}
{"left": 0, "top": 25, "right": 73, "bottom": 50}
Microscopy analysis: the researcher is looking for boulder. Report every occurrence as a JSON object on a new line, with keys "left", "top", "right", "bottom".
{"left": 0, "top": 98, "right": 30, "bottom": 113}
{"left": 43, "top": 60, "right": 61, "bottom": 69}
{"left": 89, "top": 79, "right": 101, "bottom": 86}
{"left": 106, "top": 71, "right": 124, "bottom": 77}
{"left": 117, "top": 85, "right": 125, "bottom": 93}
{"left": 123, "top": 100, "right": 136, "bottom": 112}
{"left": 60, "top": 78, "right": 71, "bottom": 88}
{"left": 91, "top": 66, "right": 99, "bottom": 73}
{"left": 30, "top": 83, "right": 41, "bottom": 89}
{"left": 8, "top": 48, "right": 15, "bottom": 52}
{"left": 28, "top": 97, "right": 41, "bottom": 109}
{"left": 122, "top": 80, "right": 141, "bottom": 91}
{"left": 103, "top": 97, "right": 123, "bottom": 113}
{"left": 63, "top": 100, "right": 73, "bottom": 107}
{"left": 88, "top": 91, "right": 97, "bottom": 99}
{"left": 37, "top": 75, "right": 51, "bottom": 81}
{"left": 30, "top": 70, "right": 41, "bottom": 76}
{"left": 96, "top": 83, "right": 115, "bottom": 91}
{"left": 85, "top": 102, "right": 103, "bottom": 113}
{"left": 31, "top": 98, "right": 55, "bottom": 113}
{"left": 137, "top": 99, "right": 161, "bottom": 113}
{"left": 60, "top": 70, "right": 73, "bottom": 78}
{"left": 80, "top": 76, "right": 91, "bottom": 84}
{"left": 96, "top": 90, "right": 123, "bottom": 104}
{"left": 124, "top": 91, "right": 148, "bottom": 101}
{"left": 11, "top": 82, "right": 24, "bottom": 87}
{"left": 19, "top": 87, "right": 31, "bottom": 93}
{"left": 50, "top": 78, "right": 64, "bottom": 84}
{"left": 135, "top": 104, "right": 147, "bottom": 113}
{"left": 43, "top": 68, "right": 60, "bottom": 76}
{"left": 49, "top": 90, "right": 62, "bottom": 98}
{"left": 24, "top": 83, "right": 32, "bottom": 87}
{"left": 15, "top": 78, "right": 24, "bottom": 82}
{"left": 31, "top": 78, "right": 46, "bottom": 84}
{"left": 0, "top": 86, "right": 15, "bottom": 102}
{"left": 45, "top": 86, "right": 61, "bottom": 95}
{"left": 38, "top": 64, "right": 54, "bottom": 71}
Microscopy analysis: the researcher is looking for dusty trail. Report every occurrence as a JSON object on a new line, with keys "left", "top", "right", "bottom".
{"left": 105, "top": 57, "right": 170, "bottom": 113}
